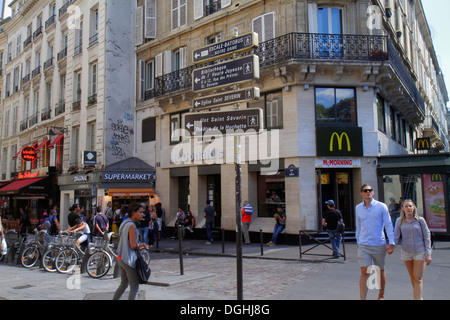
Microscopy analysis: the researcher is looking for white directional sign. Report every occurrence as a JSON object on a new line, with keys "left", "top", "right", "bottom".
{"left": 193, "top": 32, "right": 258, "bottom": 64}
{"left": 192, "top": 55, "right": 259, "bottom": 92}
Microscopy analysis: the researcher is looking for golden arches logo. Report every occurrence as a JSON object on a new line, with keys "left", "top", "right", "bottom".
{"left": 431, "top": 174, "right": 442, "bottom": 182}
{"left": 330, "top": 132, "right": 351, "bottom": 152}
{"left": 417, "top": 139, "right": 430, "bottom": 150}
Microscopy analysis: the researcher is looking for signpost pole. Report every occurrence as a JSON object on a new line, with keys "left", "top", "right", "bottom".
{"left": 235, "top": 97, "right": 243, "bottom": 301}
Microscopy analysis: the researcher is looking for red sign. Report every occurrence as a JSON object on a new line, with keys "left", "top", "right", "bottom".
{"left": 20, "top": 146, "right": 38, "bottom": 162}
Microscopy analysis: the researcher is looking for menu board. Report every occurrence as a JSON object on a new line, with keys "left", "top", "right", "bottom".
{"left": 423, "top": 174, "right": 447, "bottom": 232}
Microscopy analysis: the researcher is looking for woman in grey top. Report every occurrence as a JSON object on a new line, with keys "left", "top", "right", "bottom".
{"left": 394, "top": 200, "right": 432, "bottom": 300}
{"left": 113, "top": 203, "right": 146, "bottom": 300}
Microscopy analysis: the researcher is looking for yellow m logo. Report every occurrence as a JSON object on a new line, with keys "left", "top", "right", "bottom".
{"left": 431, "top": 174, "right": 442, "bottom": 182}
{"left": 330, "top": 132, "right": 351, "bottom": 152}
{"left": 417, "top": 139, "right": 430, "bottom": 150}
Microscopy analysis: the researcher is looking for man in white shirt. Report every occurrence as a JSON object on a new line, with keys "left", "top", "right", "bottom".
{"left": 355, "top": 184, "right": 394, "bottom": 300}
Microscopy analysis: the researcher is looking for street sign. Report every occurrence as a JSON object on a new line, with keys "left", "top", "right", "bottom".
{"left": 192, "top": 55, "right": 259, "bottom": 92}
{"left": 193, "top": 87, "right": 260, "bottom": 110}
{"left": 183, "top": 108, "right": 263, "bottom": 137}
{"left": 193, "top": 32, "right": 258, "bottom": 64}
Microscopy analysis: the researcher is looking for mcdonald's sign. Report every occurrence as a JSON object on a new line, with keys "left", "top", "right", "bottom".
{"left": 416, "top": 138, "right": 431, "bottom": 151}
{"left": 316, "top": 127, "right": 363, "bottom": 156}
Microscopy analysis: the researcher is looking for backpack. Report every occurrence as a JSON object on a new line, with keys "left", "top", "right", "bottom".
{"left": 48, "top": 216, "right": 58, "bottom": 236}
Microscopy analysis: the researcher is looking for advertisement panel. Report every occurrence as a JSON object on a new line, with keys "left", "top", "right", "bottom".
{"left": 423, "top": 174, "right": 447, "bottom": 232}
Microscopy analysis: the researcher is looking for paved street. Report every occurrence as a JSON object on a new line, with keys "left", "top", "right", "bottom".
{"left": 0, "top": 238, "right": 449, "bottom": 302}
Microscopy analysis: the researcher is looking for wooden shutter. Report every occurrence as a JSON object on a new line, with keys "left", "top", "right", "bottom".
{"left": 308, "top": 3, "right": 318, "bottom": 33}
{"left": 145, "top": 0, "right": 157, "bottom": 39}
{"left": 222, "top": 0, "right": 232, "bottom": 9}
{"left": 172, "top": 0, "right": 179, "bottom": 30}
{"left": 252, "top": 12, "right": 275, "bottom": 43}
{"left": 139, "top": 60, "right": 145, "bottom": 100}
{"left": 155, "top": 53, "right": 163, "bottom": 77}
{"left": 135, "top": 6, "right": 143, "bottom": 46}
{"left": 193, "top": 0, "right": 204, "bottom": 20}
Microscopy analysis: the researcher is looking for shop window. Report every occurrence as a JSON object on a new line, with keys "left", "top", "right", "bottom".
{"left": 315, "top": 87, "right": 356, "bottom": 125}
{"left": 142, "top": 117, "right": 156, "bottom": 143}
{"left": 258, "top": 170, "right": 285, "bottom": 217}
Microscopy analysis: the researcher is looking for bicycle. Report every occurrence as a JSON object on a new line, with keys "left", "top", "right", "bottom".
{"left": 42, "top": 232, "right": 72, "bottom": 272}
{"left": 54, "top": 231, "right": 87, "bottom": 274}
{"left": 85, "top": 232, "right": 116, "bottom": 278}
{"left": 20, "top": 230, "right": 47, "bottom": 268}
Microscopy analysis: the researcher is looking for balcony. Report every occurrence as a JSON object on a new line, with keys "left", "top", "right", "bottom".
{"left": 44, "top": 58, "right": 54, "bottom": 70}
{"left": 22, "top": 74, "right": 31, "bottom": 86}
{"left": 32, "top": 66, "right": 41, "bottom": 78}
{"left": 423, "top": 115, "right": 442, "bottom": 146}
{"left": 33, "top": 26, "right": 43, "bottom": 40}
{"left": 57, "top": 47, "right": 68, "bottom": 61}
{"left": 89, "top": 33, "right": 98, "bottom": 47}
{"left": 45, "top": 15, "right": 56, "bottom": 30}
{"left": 74, "top": 43, "right": 83, "bottom": 56}
{"left": 41, "top": 109, "right": 52, "bottom": 121}
{"left": 20, "top": 120, "right": 28, "bottom": 132}
{"left": 55, "top": 100, "right": 66, "bottom": 116}
{"left": 23, "top": 35, "right": 32, "bottom": 49}
{"left": 28, "top": 113, "right": 39, "bottom": 127}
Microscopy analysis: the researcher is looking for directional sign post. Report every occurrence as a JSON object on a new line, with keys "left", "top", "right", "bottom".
{"left": 193, "top": 32, "right": 258, "bottom": 64}
{"left": 192, "top": 55, "right": 259, "bottom": 92}
{"left": 184, "top": 108, "right": 263, "bottom": 137}
{"left": 193, "top": 87, "right": 260, "bottom": 110}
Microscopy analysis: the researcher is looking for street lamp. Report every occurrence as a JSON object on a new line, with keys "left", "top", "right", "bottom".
{"left": 47, "top": 126, "right": 68, "bottom": 137}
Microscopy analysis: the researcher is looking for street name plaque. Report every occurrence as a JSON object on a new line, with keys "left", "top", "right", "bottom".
{"left": 193, "top": 32, "right": 258, "bottom": 64}
{"left": 193, "top": 87, "right": 260, "bottom": 110}
{"left": 192, "top": 55, "right": 259, "bottom": 92}
{"left": 184, "top": 108, "right": 263, "bottom": 137}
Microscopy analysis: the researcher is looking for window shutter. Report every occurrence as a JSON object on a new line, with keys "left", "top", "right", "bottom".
{"left": 222, "top": 0, "right": 232, "bottom": 9}
{"left": 193, "top": 0, "right": 204, "bottom": 20}
{"left": 135, "top": 6, "right": 143, "bottom": 46}
{"left": 155, "top": 53, "right": 163, "bottom": 77}
{"left": 179, "top": 47, "right": 187, "bottom": 69}
{"left": 139, "top": 60, "right": 145, "bottom": 100}
{"left": 172, "top": 0, "right": 179, "bottom": 30}
{"left": 179, "top": 0, "right": 187, "bottom": 27}
{"left": 308, "top": 3, "right": 318, "bottom": 33}
{"left": 252, "top": 16, "right": 263, "bottom": 43}
{"left": 163, "top": 50, "right": 172, "bottom": 74}
{"left": 145, "top": 0, "right": 157, "bottom": 39}
{"left": 252, "top": 12, "right": 275, "bottom": 43}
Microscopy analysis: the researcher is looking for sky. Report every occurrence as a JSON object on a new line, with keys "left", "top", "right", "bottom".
{"left": 421, "top": 0, "right": 450, "bottom": 108}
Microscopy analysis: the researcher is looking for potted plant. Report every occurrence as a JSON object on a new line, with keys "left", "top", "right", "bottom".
{"left": 369, "top": 49, "right": 388, "bottom": 60}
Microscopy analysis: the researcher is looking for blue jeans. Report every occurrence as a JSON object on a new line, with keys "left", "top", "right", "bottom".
{"left": 271, "top": 224, "right": 285, "bottom": 244}
{"left": 138, "top": 227, "right": 149, "bottom": 245}
{"left": 328, "top": 231, "right": 342, "bottom": 257}
{"left": 206, "top": 222, "right": 214, "bottom": 242}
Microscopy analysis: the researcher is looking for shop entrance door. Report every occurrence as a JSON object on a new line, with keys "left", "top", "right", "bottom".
{"left": 207, "top": 175, "right": 221, "bottom": 228}
{"left": 316, "top": 169, "right": 354, "bottom": 230}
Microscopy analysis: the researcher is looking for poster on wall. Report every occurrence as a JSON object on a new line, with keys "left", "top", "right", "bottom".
{"left": 423, "top": 174, "right": 447, "bottom": 232}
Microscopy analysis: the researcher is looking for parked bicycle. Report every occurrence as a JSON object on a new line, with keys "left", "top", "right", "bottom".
{"left": 54, "top": 231, "right": 86, "bottom": 274}
{"left": 42, "top": 232, "right": 72, "bottom": 272}
{"left": 20, "top": 230, "right": 47, "bottom": 268}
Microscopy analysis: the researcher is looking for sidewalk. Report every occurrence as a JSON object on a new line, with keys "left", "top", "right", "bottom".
{"left": 149, "top": 237, "right": 450, "bottom": 300}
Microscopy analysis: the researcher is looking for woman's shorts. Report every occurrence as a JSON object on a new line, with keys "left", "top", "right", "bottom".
{"left": 401, "top": 250, "right": 425, "bottom": 261}
{"left": 358, "top": 245, "right": 387, "bottom": 269}
{"left": 78, "top": 234, "right": 89, "bottom": 244}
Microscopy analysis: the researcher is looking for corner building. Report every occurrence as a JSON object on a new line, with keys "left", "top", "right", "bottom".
{"left": 135, "top": 0, "right": 449, "bottom": 238}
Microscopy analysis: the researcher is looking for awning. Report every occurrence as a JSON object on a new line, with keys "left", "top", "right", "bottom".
{"left": 35, "top": 138, "right": 49, "bottom": 151}
{"left": 0, "top": 177, "right": 45, "bottom": 195}
{"left": 107, "top": 188, "right": 154, "bottom": 197}
{"left": 48, "top": 134, "right": 64, "bottom": 149}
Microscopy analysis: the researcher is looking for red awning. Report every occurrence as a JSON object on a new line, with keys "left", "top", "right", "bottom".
{"left": 47, "top": 134, "right": 64, "bottom": 149}
{"left": 0, "top": 177, "right": 44, "bottom": 193}
{"left": 35, "top": 138, "right": 49, "bottom": 151}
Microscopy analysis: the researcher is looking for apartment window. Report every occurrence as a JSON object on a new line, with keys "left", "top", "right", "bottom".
{"left": 249, "top": 91, "right": 283, "bottom": 130}
{"left": 390, "top": 107, "right": 396, "bottom": 141}
{"left": 377, "top": 94, "right": 386, "bottom": 133}
{"left": 170, "top": 111, "right": 187, "bottom": 144}
{"left": 171, "top": 0, "right": 187, "bottom": 30}
{"left": 315, "top": 87, "right": 356, "bottom": 125}
{"left": 87, "top": 122, "right": 96, "bottom": 151}
{"left": 89, "top": 63, "right": 97, "bottom": 96}
{"left": 3, "top": 109, "right": 9, "bottom": 137}
{"left": 45, "top": 82, "right": 52, "bottom": 110}
{"left": 142, "top": 117, "right": 156, "bottom": 143}
{"left": 252, "top": 12, "right": 275, "bottom": 43}
{"left": 71, "top": 126, "right": 80, "bottom": 166}
{"left": 74, "top": 21, "right": 83, "bottom": 56}
{"left": 74, "top": 71, "right": 82, "bottom": 102}
{"left": 145, "top": 61, "right": 154, "bottom": 90}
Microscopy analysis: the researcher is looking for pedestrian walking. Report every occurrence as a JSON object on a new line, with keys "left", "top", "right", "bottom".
{"left": 138, "top": 206, "right": 151, "bottom": 245}
{"left": 355, "top": 184, "right": 394, "bottom": 300}
{"left": 394, "top": 199, "right": 432, "bottom": 300}
{"left": 322, "top": 199, "right": 344, "bottom": 258}
{"left": 267, "top": 205, "right": 286, "bottom": 247}
{"left": 241, "top": 201, "right": 252, "bottom": 245}
{"left": 105, "top": 202, "right": 114, "bottom": 232}
{"left": 93, "top": 206, "right": 109, "bottom": 238}
{"left": 113, "top": 203, "right": 147, "bottom": 300}
{"left": 203, "top": 200, "right": 216, "bottom": 244}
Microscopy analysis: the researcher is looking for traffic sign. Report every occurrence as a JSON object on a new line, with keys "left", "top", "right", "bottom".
{"left": 193, "top": 87, "right": 260, "bottom": 110}
{"left": 183, "top": 108, "right": 263, "bottom": 137}
{"left": 192, "top": 55, "right": 259, "bottom": 92}
{"left": 193, "top": 33, "right": 258, "bottom": 64}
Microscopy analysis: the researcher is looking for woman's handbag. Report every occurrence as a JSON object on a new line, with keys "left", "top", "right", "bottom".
{"left": 135, "top": 250, "right": 151, "bottom": 284}
{"left": 0, "top": 238, "right": 7, "bottom": 256}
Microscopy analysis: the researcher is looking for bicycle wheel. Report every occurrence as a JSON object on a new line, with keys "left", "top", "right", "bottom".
{"left": 55, "top": 248, "right": 78, "bottom": 274}
{"left": 86, "top": 251, "right": 112, "bottom": 278}
{"left": 21, "top": 246, "right": 40, "bottom": 268}
{"left": 42, "top": 247, "right": 60, "bottom": 272}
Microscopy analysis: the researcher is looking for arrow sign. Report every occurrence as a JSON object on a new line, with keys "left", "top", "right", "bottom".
{"left": 192, "top": 55, "right": 260, "bottom": 92}
{"left": 193, "top": 87, "right": 260, "bottom": 110}
{"left": 193, "top": 33, "right": 258, "bottom": 64}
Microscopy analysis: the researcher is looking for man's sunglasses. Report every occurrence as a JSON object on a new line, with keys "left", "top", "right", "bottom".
{"left": 362, "top": 189, "right": 373, "bottom": 193}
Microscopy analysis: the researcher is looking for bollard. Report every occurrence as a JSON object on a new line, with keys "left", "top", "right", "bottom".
{"left": 178, "top": 225, "right": 184, "bottom": 276}
{"left": 260, "top": 229, "right": 264, "bottom": 256}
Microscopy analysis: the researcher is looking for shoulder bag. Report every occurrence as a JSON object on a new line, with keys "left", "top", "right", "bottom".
{"left": 135, "top": 249, "right": 151, "bottom": 284}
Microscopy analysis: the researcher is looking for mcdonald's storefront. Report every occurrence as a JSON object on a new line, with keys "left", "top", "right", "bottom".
{"left": 377, "top": 153, "right": 450, "bottom": 235}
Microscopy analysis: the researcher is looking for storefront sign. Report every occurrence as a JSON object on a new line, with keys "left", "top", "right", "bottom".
{"left": 316, "top": 127, "right": 363, "bottom": 157}
{"left": 423, "top": 173, "right": 447, "bottom": 232}
{"left": 102, "top": 172, "right": 154, "bottom": 183}
{"left": 21, "top": 146, "right": 38, "bottom": 162}
{"left": 83, "top": 151, "right": 97, "bottom": 165}
{"left": 285, "top": 165, "right": 299, "bottom": 178}
{"left": 17, "top": 171, "right": 40, "bottom": 179}
{"left": 416, "top": 138, "right": 431, "bottom": 151}
{"left": 315, "top": 158, "right": 361, "bottom": 168}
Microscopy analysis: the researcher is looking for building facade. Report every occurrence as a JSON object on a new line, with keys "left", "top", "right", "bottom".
{"left": 0, "top": 0, "right": 448, "bottom": 236}
{"left": 134, "top": 0, "right": 449, "bottom": 236}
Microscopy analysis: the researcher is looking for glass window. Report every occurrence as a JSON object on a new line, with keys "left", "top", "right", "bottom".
{"left": 390, "top": 107, "right": 396, "bottom": 141}
{"left": 249, "top": 90, "right": 283, "bottom": 130}
{"left": 377, "top": 94, "right": 386, "bottom": 133}
{"left": 315, "top": 87, "right": 356, "bottom": 124}
{"left": 258, "top": 170, "right": 285, "bottom": 217}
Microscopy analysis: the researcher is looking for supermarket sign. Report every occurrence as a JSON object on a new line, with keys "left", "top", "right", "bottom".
{"left": 315, "top": 158, "right": 361, "bottom": 168}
